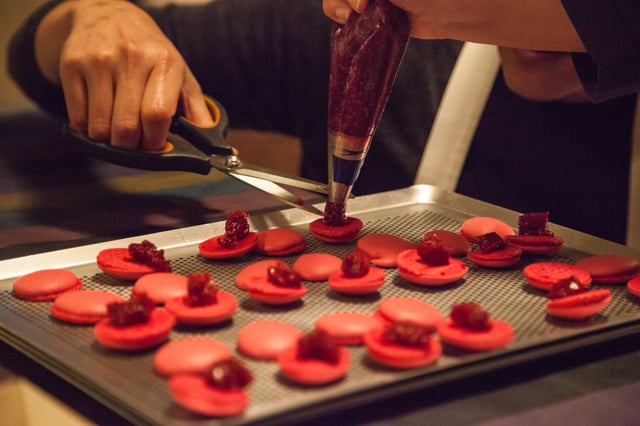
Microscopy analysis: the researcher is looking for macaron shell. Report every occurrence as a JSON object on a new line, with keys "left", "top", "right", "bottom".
{"left": 164, "top": 291, "right": 237, "bottom": 325}
{"left": 374, "top": 297, "right": 445, "bottom": 329}
{"left": 277, "top": 346, "right": 350, "bottom": 385}
{"left": 154, "top": 338, "right": 232, "bottom": 376}
{"left": 627, "top": 275, "right": 640, "bottom": 297}
{"left": 51, "top": 290, "right": 125, "bottom": 324}
{"left": 132, "top": 272, "right": 188, "bottom": 304}
{"left": 396, "top": 249, "right": 469, "bottom": 286}
{"left": 436, "top": 319, "right": 514, "bottom": 351}
{"left": 292, "top": 253, "right": 342, "bottom": 281}
{"left": 505, "top": 235, "right": 564, "bottom": 254}
{"left": 12, "top": 269, "right": 82, "bottom": 301}
{"left": 235, "top": 259, "right": 286, "bottom": 290}
{"left": 169, "top": 374, "right": 249, "bottom": 417}
{"left": 356, "top": 233, "right": 417, "bottom": 267}
{"left": 575, "top": 254, "right": 640, "bottom": 284}
{"left": 459, "top": 217, "right": 515, "bottom": 243}
{"left": 546, "top": 289, "right": 612, "bottom": 320}
{"left": 467, "top": 246, "right": 522, "bottom": 269}
{"left": 363, "top": 328, "right": 442, "bottom": 369}
{"left": 236, "top": 320, "right": 302, "bottom": 360}
{"left": 254, "top": 228, "right": 306, "bottom": 256}
{"left": 523, "top": 262, "right": 592, "bottom": 291}
{"left": 96, "top": 248, "right": 157, "bottom": 280}
{"left": 245, "top": 277, "right": 308, "bottom": 305}
{"left": 424, "top": 230, "right": 470, "bottom": 257}
{"left": 327, "top": 267, "right": 386, "bottom": 295}
{"left": 198, "top": 232, "right": 258, "bottom": 259}
{"left": 315, "top": 312, "right": 383, "bottom": 345}
{"left": 309, "top": 217, "right": 363, "bottom": 243}
{"left": 93, "top": 308, "right": 175, "bottom": 351}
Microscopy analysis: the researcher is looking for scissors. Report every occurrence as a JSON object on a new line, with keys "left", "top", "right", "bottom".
{"left": 63, "top": 96, "right": 327, "bottom": 216}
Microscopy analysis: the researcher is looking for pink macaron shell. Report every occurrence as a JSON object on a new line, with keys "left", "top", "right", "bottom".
{"left": 51, "top": 290, "right": 125, "bottom": 324}
{"left": 292, "top": 253, "right": 342, "bottom": 281}
{"left": 327, "top": 267, "right": 386, "bottom": 295}
{"left": 154, "top": 338, "right": 232, "bottom": 376}
{"left": 12, "top": 269, "right": 82, "bottom": 302}
{"left": 505, "top": 235, "right": 564, "bottom": 255}
{"left": 198, "top": 232, "right": 258, "bottom": 259}
{"left": 277, "top": 345, "right": 350, "bottom": 385}
{"left": 436, "top": 319, "right": 515, "bottom": 351}
{"left": 374, "top": 297, "right": 445, "bottom": 329}
{"left": 523, "top": 262, "right": 592, "bottom": 292}
{"left": 308, "top": 217, "right": 363, "bottom": 243}
{"left": 132, "top": 272, "right": 188, "bottom": 305}
{"left": 575, "top": 254, "right": 640, "bottom": 284}
{"left": 628, "top": 275, "right": 640, "bottom": 297}
{"left": 164, "top": 291, "right": 238, "bottom": 325}
{"left": 356, "top": 233, "right": 418, "bottom": 267}
{"left": 93, "top": 308, "right": 175, "bottom": 351}
{"left": 235, "top": 259, "right": 286, "bottom": 290}
{"left": 169, "top": 374, "right": 249, "bottom": 417}
{"left": 546, "top": 289, "right": 612, "bottom": 320}
{"left": 315, "top": 312, "right": 383, "bottom": 345}
{"left": 363, "top": 328, "right": 442, "bottom": 369}
{"left": 459, "top": 217, "right": 515, "bottom": 243}
{"left": 424, "top": 230, "right": 471, "bottom": 257}
{"left": 237, "top": 320, "right": 303, "bottom": 360}
{"left": 254, "top": 228, "right": 306, "bottom": 256}
{"left": 396, "top": 249, "right": 469, "bottom": 286}
{"left": 245, "top": 277, "right": 308, "bottom": 305}
{"left": 96, "top": 248, "right": 159, "bottom": 280}
{"left": 467, "top": 246, "right": 522, "bottom": 269}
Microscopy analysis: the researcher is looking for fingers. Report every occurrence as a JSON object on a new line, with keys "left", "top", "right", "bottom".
{"left": 323, "top": 0, "right": 368, "bottom": 24}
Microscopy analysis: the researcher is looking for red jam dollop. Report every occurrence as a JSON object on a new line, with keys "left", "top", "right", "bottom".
{"left": 477, "top": 232, "right": 506, "bottom": 253}
{"left": 382, "top": 322, "right": 434, "bottom": 347}
{"left": 208, "top": 358, "right": 253, "bottom": 390}
{"left": 450, "top": 302, "right": 491, "bottom": 331}
{"left": 341, "top": 250, "right": 370, "bottom": 277}
{"left": 218, "top": 210, "right": 250, "bottom": 248}
{"left": 323, "top": 201, "right": 348, "bottom": 226}
{"left": 548, "top": 276, "right": 587, "bottom": 299}
{"left": 107, "top": 294, "right": 154, "bottom": 326}
{"left": 128, "top": 240, "right": 171, "bottom": 272}
{"left": 518, "top": 211, "right": 554, "bottom": 236}
{"left": 417, "top": 234, "right": 450, "bottom": 266}
{"left": 267, "top": 262, "right": 302, "bottom": 288}
{"left": 297, "top": 329, "right": 340, "bottom": 364}
{"left": 185, "top": 272, "right": 218, "bottom": 306}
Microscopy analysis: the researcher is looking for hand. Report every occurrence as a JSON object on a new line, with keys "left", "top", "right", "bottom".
{"left": 35, "top": 0, "right": 213, "bottom": 151}
{"left": 322, "top": 0, "right": 368, "bottom": 24}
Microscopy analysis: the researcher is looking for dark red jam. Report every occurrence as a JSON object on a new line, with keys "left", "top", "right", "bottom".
{"left": 218, "top": 209, "right": 250, "bottom": 248}
{"left": 382, "top": 322, "right": 433, "bottom": 347}
{"left": 128, "top": 240, "right": 171, "bottom": 272}
{"left": 450, "top": 302, "right": 491, "bottom": 331}
{"left": 107, "top": 294, "right": 154, "bottom": 326}
{"left": 208, "top": 358, "right": 253, "bottom": 390}
{"left": 323, "top": 201, "right": 348, "bottom": 226}
{"left": 548, "top": 276, "right": 586, "bottom": 299}
{"left": 341, "top": 250, "right": 370, "bottom": 277}
{"left": 518, "top": 212, "right": 554, "bottom": 236}
{"left": 185, "top": 272, "right": 218, "bottom": 306}
{"left": 417, "top": 234, "right": 450, "bottom": 266}
{"left": 297, "top": 329, "right": 340, "bottom": 364}
{"left": 477, "top": 232, "right": 506, "bottom": 253}
{"left": 267, "top": 262, "right": 302, "bottom": 288}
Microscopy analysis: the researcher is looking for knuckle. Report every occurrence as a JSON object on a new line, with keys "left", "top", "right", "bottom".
{"left": 112, "top": 120, "right": 141, "bottom": 143}
{"left": 87, "top": 122, "right": 110, "bottom": 142}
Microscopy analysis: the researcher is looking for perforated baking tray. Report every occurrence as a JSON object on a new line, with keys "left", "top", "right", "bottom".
{"left": 1, "top": 185, "right": 640, "bottom": 425}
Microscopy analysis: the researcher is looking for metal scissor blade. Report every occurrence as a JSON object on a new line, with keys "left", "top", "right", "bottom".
{"left": 210, "top": 156, "right": 328, "bottom": 195}
{"left": 228, "top": 173, "right": 325, "bottom": 216}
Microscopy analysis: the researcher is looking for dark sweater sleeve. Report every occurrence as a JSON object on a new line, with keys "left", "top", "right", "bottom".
{"left": 8, "top": 0, "right": 67, "bottom": 117}
{"left": 562, "top": 0, "right": 640, "bottom": 101}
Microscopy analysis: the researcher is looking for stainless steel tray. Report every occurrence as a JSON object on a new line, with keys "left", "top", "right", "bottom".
{"left": 1, "top": 185, "right": 640, "bottom": 425}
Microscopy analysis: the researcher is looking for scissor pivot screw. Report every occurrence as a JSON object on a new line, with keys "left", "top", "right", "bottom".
{"left": 225, "top": 155, "right": 240, "bottom": 168}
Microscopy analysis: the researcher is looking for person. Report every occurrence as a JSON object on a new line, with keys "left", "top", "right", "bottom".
{"left": 8, "top": 0, "right": 639, "bottom": 246}
{"left": 324, "top": 0, "right": 640, "bottom": 102}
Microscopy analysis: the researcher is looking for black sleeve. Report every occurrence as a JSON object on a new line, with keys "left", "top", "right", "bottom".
{"left": 562, "top": 0, "right": 640, "bottom": 101}
{"left": 8, "top": 0, "right": 67, "bottom": 118}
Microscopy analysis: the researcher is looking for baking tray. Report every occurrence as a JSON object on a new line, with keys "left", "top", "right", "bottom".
{"left": 1, "top": 185, "right": 640, "bottom": 425}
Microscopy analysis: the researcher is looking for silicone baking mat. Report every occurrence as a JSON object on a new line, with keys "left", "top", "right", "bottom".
{"left": 1, "top": 185, "right": 640, "bottom": 425}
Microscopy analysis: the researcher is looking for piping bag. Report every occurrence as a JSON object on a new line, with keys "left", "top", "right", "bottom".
{"left": 325, "top": 0, "right": 410, "bottom": 224}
